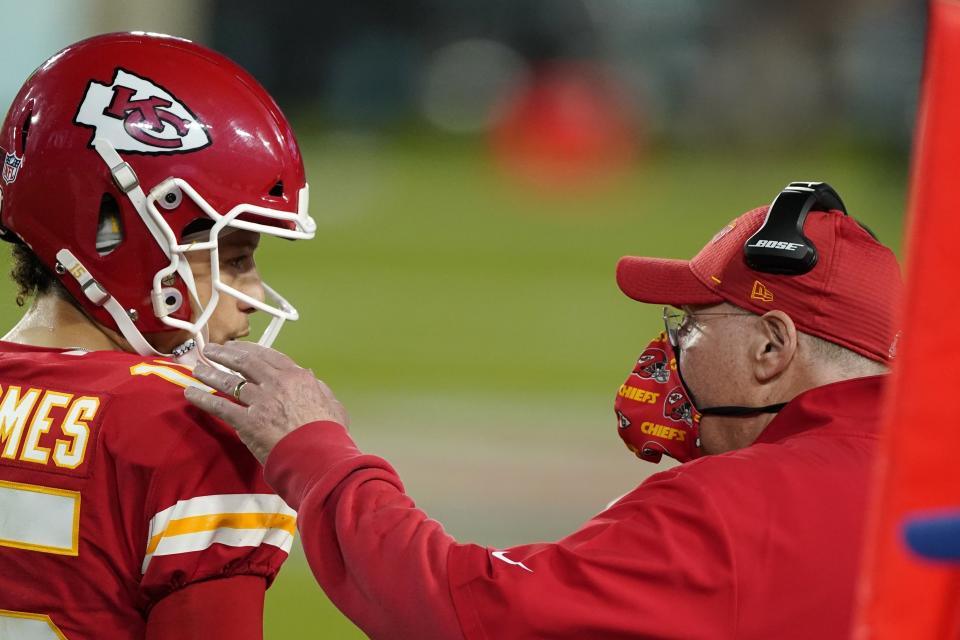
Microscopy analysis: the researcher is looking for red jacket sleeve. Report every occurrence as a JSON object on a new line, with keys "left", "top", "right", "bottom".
{"left": 265, "top": 421, "right": 466, "bottom": 640}
{"left": 445, "top": 472, "right": 737, "bottom": 639}
{"left": 265, "top": 422, "right": 737, "bottom": 640}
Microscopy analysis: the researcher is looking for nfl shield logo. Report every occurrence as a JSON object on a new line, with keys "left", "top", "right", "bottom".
{"left": 2, "top": 152, "right": 22, "bottom": 185}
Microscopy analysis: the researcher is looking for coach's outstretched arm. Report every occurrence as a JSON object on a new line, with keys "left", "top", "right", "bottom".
{"left": 186, "top": 342, "right": 738, "bottom": 640}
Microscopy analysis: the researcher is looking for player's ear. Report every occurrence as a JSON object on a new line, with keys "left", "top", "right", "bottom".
{"left": 752, "top": 310, "right": 797, "bottom": 383}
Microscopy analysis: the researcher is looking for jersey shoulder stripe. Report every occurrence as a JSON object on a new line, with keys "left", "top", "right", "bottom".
{"left": 142, "top": 493, "right": 296, "bottom": 572}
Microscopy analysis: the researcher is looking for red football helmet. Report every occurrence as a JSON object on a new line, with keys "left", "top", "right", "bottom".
{"left": 663, "top": 386, "right": 694, "bottom": 426}
{"left": 632, "top": 346, "right": 669, "bottom": 384}
{"left": 0, "top": 32, "right": 315, "bottom": 359}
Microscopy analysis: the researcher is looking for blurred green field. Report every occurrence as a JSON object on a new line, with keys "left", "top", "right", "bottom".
{"left": 0, "top": 135, "right": 909, "bottom": 638}
{"left": 277, "top": 134, "right": 907, "bottom": 398}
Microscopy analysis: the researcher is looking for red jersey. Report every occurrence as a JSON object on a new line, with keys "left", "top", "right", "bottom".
{"left": 264, "top": 375, "right": 887, "bottom": 639}
{"left": 0, "top": 343, "right": 294, "bottom": 639}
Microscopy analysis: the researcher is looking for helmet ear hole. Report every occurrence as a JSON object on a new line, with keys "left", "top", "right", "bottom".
{"left": 19, "top": 110, "right": 33, "bottom": 154}
{"left": 268, "top": 180, "right": 284, "bottom": 197}
{"left": 95, "top": 193, "right": 124, "bottom": 256}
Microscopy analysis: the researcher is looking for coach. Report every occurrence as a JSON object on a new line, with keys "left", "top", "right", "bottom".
{"left": 187, "top": 182, "right": 902, "bottom": 639}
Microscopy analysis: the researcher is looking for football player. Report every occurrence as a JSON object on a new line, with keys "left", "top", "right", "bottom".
{"left": 0, "top": 32, "right": 315, "bottom": 639}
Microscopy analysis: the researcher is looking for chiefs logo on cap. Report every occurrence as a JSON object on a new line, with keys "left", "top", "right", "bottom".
{"left": 74, "top": 68, "right": 211, "bottom": 154}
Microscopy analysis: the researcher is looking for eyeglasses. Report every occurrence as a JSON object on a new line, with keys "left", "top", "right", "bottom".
{"left": 662, "top": 306, "right": 755, "bottom": 347}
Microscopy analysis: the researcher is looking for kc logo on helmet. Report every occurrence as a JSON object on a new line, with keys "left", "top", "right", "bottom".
{"left": 74, "top": 68, "right": 211, "bottom": 154}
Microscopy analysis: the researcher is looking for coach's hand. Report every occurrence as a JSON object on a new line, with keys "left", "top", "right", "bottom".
{"left": 184, "top": 342, "right": 348, "bottom": 464}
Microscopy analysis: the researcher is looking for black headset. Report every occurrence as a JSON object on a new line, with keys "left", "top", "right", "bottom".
{"left": 743, "top": 181, "right": 848, "bottom": 276}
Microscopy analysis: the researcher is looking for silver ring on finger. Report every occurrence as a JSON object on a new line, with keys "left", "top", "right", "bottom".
{"left": 232, "top": 378, "right": 248, "bottom": 403}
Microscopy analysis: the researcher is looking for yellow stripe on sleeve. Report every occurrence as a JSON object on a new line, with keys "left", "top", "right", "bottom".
{"left": 146, "top": 512, "right": 297, "bottom": 555}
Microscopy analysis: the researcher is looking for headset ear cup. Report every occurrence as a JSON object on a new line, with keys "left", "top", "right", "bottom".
{"left": 743, "top": 182, "right": 845, "bottom": 275}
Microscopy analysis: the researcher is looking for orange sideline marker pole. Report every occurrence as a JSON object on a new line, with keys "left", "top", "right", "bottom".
{"left": 854, "top": 1, "right": 960, "bottom": 638}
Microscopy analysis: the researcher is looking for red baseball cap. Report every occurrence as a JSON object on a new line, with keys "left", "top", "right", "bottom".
{"left": 616, "top": 206, "right": 903, "bottom": 363}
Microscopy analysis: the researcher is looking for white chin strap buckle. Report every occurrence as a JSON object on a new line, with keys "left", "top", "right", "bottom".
{"left": 56, "top": 249, "right": 109, "bottom": 306}
{"left": 55, "top": 247, "right": 172, "bottom": 360}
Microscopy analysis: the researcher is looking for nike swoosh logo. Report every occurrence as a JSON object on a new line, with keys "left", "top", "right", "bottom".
{"left": 492, "top": 550, "right": 533, "bottom": 573}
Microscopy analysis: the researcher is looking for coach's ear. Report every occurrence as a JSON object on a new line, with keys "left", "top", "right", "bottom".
{"left": 752, "top": 310, "right": 797, "bottom": 382}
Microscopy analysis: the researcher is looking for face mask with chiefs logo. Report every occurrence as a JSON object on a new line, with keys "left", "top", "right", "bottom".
{"left": 615, "top": 332, "right": 703, "bottom": 464}
{"left": 615, "top": 331, "right": 788, "bottom": 464}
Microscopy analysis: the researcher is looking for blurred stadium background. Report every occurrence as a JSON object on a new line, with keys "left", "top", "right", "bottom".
{"left": 1, "top": 0, "right": 923, "bottom": 637}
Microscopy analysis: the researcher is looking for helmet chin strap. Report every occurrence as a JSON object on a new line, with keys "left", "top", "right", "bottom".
{"left": 55, "top": 138, "right": 207, "bottom": 364}
{"left": 56, "top": 248, "right": 199, "bottom": 362}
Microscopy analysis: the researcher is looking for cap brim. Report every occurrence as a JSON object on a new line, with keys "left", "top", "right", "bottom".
{"left": 616, "top": 256, "right": 723, "bottom": 306}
